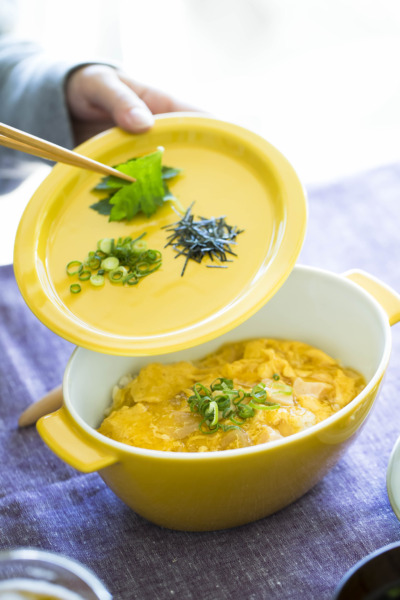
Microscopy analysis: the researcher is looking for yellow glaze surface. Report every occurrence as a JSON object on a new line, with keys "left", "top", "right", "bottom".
{"left": 39, "top": 375, "right": 380, "bottom": 531}
{"left": 98, "top": 339, "right": 365, "bottom": 452}
{"left": 14, "top": 115, "right": 307, "bottom": 355}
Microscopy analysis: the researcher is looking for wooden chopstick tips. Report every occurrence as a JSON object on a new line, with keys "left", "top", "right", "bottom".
{"left": 18, "top": 385, "right": 63, "bottom": 428}
{"left": 0, "top": 122, "right": 136, "bottom": 183}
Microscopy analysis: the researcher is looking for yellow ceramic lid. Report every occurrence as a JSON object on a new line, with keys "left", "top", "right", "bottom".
{"left": 14, "top": 114, "right": 307, "bottom": 356}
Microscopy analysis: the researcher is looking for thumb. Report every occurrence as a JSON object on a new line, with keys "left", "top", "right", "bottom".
{"left": 88, "top": 66, "right": 155, "bottom": 132}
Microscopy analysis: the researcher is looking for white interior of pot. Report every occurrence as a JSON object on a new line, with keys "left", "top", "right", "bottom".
{"left": 65, "top": 265, "right": 389, "bottom": 429}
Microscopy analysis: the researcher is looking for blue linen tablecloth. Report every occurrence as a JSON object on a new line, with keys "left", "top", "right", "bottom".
{"left": 1, "top": 163, "right": 400, "bottom": 599}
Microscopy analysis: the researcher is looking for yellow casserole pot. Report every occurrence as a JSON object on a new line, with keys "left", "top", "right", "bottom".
{"left": 37, "top": 266, "right": 400, "bottom": 531}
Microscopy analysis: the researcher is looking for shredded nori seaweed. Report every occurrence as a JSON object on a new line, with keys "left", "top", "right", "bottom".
{"left": 163, "top": 203, "right": 244, "bottom": 276}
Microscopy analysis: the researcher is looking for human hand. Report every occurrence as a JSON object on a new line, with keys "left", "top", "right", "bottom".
{"left": 65, "top": 64, "right": 197, "bottom": 144}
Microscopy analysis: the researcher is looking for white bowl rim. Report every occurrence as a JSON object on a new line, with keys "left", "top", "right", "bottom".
{"left": 63, "top": 264, "right": 392, "bottom": 462}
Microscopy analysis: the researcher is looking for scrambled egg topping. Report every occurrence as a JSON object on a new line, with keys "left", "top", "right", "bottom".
{"left": 97, "top": 339, "right": 365, "bottom": 452}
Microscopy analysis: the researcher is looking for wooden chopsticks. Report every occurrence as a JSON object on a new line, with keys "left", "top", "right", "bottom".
{"left": 18, "top": 385, "right": 63, "bottom": 428}
{"left": 0, "top": 122, "right": 136, "bottom": 183}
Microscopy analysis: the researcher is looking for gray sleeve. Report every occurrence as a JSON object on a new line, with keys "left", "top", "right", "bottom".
{"left": 0, "top": 35, "right": 91, "bottom": 167}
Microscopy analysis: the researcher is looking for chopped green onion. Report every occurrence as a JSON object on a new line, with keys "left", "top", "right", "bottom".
{"left": 187, "top": 379, "right": 280, "bottom": 434}
{"left": 66, "top": 261, "right": 83, "bottom": 276}
{"left": 273, "top": 373, "right": 280, "bottom": 381}
{"left": 248, "top": 401, "right": 280, "bottom": 411}
{"left": 135, "top": 261, "right": 152, "bottom": 275}
{"left": 78, "top": 270, "right": 91, "bottom": 281}
{"left": 251, "top": 383, "right": 267, "bottom": 402}
{"left": 123, "top": 273, "right": 139, "bottom": 286}
{"left": 143, "top": 249, "right": 161, "bottom": 263}
{"left": 211, "top": 378, "right": 234, "bottom": 391}
{"left": 97, "top": 238, "right": 113, "bottom": 254}
{"left": 67, "top": 233, "right": 162, "bottom": 293}
{"left": 90, "top": 274, "right": 105, "bottom": 287}
{"left": 207, "top": 401, "right": 219, "bottom": 427}
{"left": 271, "top": 381, "right": 292, "bottom": 395}
{"left": 237, "top": 404, "right": 255, "bottom": 419}
{"left": 267, "top": 381, "right": 293, "bottom": 403}
{"left": 87, "top": 257, "right": 101, "bottom": 270}
{"left": 193, "top": 382, "right": 211, "bottom": 401}
{"left": 109, "top": 266, "right": 128, "bottom": 283}
{"left": 101, "top": 256, "right": 119, "bottom": 271}
{"left": 199, "top": 421, "right": 220, "bottom": 435}
{"left": 134, "top": 261, "right": 161, "bottom": 277}
{"left": 132, "top": 239, "right": 147, "bottom": 253}
{"left": 70, "top": 283, "right": 81, "bottom": 294}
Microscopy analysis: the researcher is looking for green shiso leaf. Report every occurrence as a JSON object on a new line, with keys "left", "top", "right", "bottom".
{"left": 161, "top": 166, "right": 182, "bottom": 180}
{"left": 110, "top": 149, "right": 164, "bottom": 221}
{"left": 89, "top": 197, "right": 113, "bottom": 216}
{"left": 93, "top": 164, "right": 181, "bottom": 193}
{"left": 90, "top": 148, "right": 181, "bottom": 222}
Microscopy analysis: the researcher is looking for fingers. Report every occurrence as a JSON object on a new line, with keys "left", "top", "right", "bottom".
{"left": 67, "top": 65, "right": 154, "bottom": 133}
{"left": 66, "top": 64, "right": 201, "bottom": 139}
{"left": 118, "top": 73, "right": 199, "bottom": 115}
{"left": 93, "top": 66, "right": 156, "bottom": 132}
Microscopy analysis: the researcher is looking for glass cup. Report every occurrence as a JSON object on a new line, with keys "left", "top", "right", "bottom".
{"left": 0, "top": 548, "right": 111, "bottom": 599}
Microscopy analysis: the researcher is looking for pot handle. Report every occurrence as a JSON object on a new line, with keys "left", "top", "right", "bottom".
{"left": 344, "top": 269, "right": 400, "bottom": 326}
{"left": 37, "top": 407, "right": 118, "bottom": 473}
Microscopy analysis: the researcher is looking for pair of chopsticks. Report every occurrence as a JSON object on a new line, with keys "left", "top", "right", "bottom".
{"left": 0, "top": 122, "right": 136, "bottom": 183}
